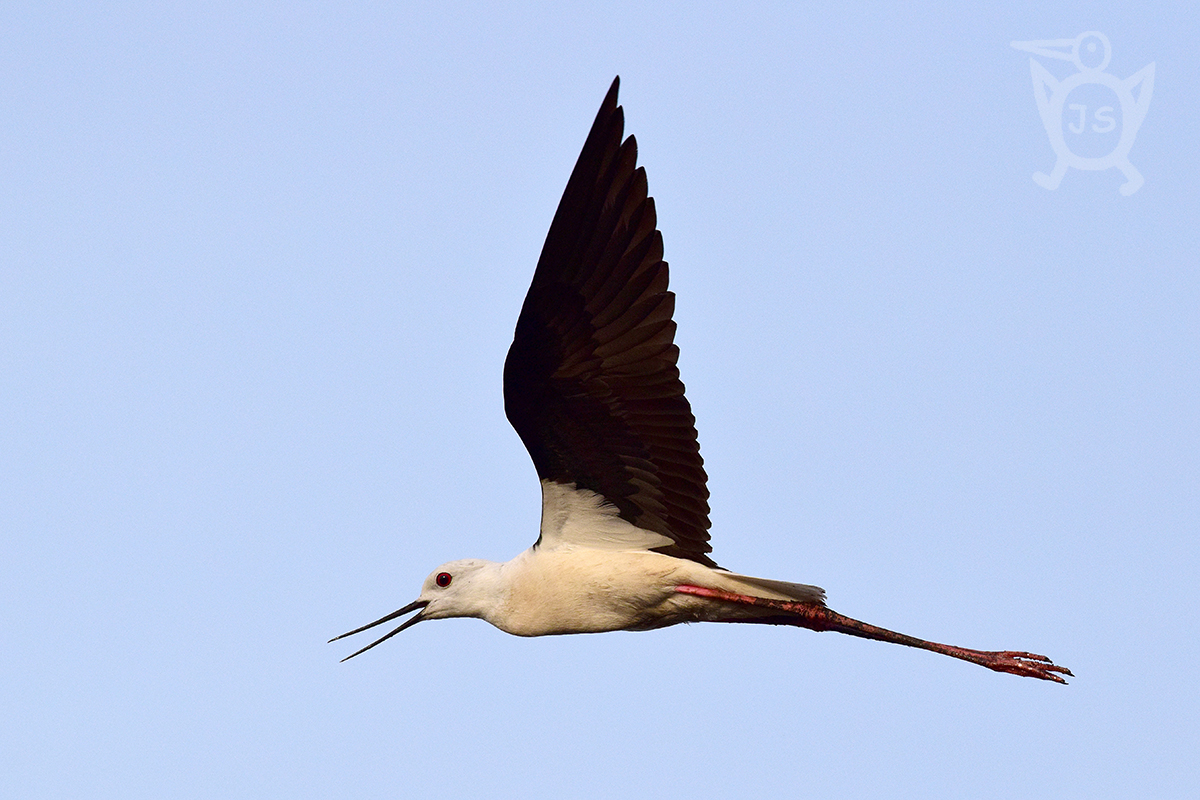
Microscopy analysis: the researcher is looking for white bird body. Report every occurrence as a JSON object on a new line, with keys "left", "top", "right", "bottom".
{"left": 331, "top": 77, "right": 1071, "bottom": 683}
{"left": 418, "top": 482, "right": 824, "bottom": 637}
{"left": 463, "top": 549, "right": 705, "bottom": 637}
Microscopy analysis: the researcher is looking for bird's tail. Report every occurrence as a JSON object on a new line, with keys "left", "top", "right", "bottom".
{"left": 718, "top": 572, "right": 826, "bottom": 605}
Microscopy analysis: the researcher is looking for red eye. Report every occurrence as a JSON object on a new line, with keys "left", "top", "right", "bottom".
{"left": 436, "top": 572, "right": 452, "bottom": 588}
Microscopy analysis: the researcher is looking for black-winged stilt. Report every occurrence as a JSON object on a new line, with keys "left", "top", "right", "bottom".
{"left": 331, "top": 78, "right": 1071, "bottom": 684}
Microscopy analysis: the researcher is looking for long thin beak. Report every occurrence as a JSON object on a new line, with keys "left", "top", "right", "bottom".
{"left": 1009, "top": 38, "right": 1074, "bottom": 60}
{"left": 329, "top": 599, "right": 429, "bottom": 661}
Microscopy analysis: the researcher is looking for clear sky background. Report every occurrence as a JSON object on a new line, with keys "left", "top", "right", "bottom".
{"left": 4, "top": 2, "right": 1197, "bottom": 798}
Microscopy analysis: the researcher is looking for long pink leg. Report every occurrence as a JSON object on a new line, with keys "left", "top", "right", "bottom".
{"left": 676, "top": 585, "right": 1072, "bottom": 684}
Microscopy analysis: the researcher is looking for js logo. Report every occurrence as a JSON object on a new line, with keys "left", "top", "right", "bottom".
{"left": 1011, "top": 32, "right": 1155, "bottom": 196}
{"left": 1066, "top": 104, "right": 1116, "bottom": 135}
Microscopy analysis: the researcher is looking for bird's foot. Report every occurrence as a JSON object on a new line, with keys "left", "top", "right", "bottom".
{"left": 965, "top": 650, "right": 1073, "bottom": 684}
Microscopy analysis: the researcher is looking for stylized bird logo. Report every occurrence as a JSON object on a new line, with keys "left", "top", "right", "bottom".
{"left": 1012, "top": 31, "right": 1154, "bottom": 195}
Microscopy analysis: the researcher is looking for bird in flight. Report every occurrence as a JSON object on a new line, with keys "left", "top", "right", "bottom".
{"left": 331, "top": 77, "right": 1072, "bottom": 684}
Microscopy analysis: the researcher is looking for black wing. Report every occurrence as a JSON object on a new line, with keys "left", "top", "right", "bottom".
{"left": 503, "top": 77, "right": 715, "bottom": 567}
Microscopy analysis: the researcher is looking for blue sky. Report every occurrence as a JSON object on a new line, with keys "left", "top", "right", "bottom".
{"left": 4, "top": 2, "right": 1197, "bottom": 798}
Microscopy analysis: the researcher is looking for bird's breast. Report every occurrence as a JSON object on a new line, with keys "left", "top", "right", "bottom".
{"left": 487, "top": 549, "right": 712, "bottom": 636}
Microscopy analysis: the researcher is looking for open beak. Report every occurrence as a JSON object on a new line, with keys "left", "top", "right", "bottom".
{"left": 329, "top": 599, "right": 429, "bottom": 661}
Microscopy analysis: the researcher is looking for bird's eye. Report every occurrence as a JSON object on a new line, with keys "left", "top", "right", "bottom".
{"left": 436, "top": 572, "right": 452, "bottom": 588}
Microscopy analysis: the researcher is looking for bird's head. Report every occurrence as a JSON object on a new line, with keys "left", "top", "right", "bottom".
{"left": 330, "top": 559, "right": 499, "bottom": 660}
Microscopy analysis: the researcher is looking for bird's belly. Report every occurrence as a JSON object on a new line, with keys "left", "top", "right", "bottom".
{"left": 490, "top": 550, "right": 709, "bottom": 636}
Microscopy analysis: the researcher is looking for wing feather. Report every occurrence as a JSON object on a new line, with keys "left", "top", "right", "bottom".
{"left": 503, "top": 77, "right": 715, "bottom": 566}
